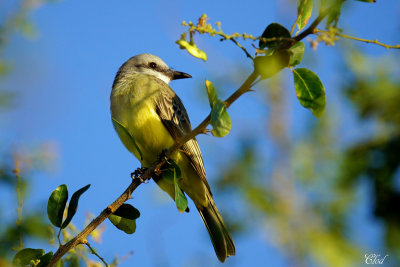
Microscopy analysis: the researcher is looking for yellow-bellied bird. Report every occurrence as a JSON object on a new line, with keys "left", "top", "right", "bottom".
{"left": 110, "top": 54, "right": 235, "bottom": 262}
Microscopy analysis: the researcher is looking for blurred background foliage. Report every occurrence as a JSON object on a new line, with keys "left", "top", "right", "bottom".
{"left": 1, "top": 0, "right": 399, "bottom": 266}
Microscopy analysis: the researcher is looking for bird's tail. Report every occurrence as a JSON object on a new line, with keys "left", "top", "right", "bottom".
{"left": 196, "top": 196, "right": 235, "bottom": 263}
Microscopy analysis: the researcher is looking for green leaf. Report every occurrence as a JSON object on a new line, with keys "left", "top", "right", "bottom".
{"left": 12, "top": 248, "right": 44, "bottom": 267}
{"left": 292, "top": 68, "right": 326, "bottom": 117}
{"left": 205, "top": 80, "right": 218, "bottom": 108}
{"left": 176, "top": 39, "right": 207, "bottom": 61}
{"left": 37, "top": 252, "right": 54, "bottom": 267}
{"left": 288, "top": 41, "right": 305, "bottom": 67}
{"left": 326, "top": 0, "right": 345, "bottom": 27}
{"left": 47, "top": 184, "right": 68, "bottom": 228}
{"left": 173, "top": 166, "right": 188, "bottom": 213}
{"left": 253, "top": 51, "right": 290, "bottom": 79}
{"left": 210, "top": 100, "right": 232, "bottom": 137}
{"left": 109, "top": 203, "right": 140, "bottom": 234}
{"left": 161, "top": 160, "right": 180, "bottom": 184}
{"left": 61, "top": 184, "right": 91, "bottom": 229}
{"left": 112, "top": 118, "right": 143, "bottom": 161}
{"left": 297, "top": 0, "right": 313, "bottom": 31}
{"left": 259, "top": 23, "right": 291, "bottom": 49}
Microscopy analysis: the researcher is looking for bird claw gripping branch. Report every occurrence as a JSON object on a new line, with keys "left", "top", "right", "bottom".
{"left": 131, "top": 167, "right": 149, "bottom": 183}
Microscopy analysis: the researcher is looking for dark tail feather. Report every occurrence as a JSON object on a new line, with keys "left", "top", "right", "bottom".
{"left": 197, "top": 197, "right": 235, "bottom": 262}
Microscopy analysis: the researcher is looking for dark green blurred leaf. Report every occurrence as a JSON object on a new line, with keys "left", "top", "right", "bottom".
{"left": 297, "top": 0, "right": 313, "bottom": 31}
{"left": 112, "top": 118, "right": 143, "bottom": 161}
{"left": 61, "top": 184, "right": 90, "bottom": 229}
{"left": 47, "top": 184, "right": 68, "bottom": 228}
{"left": 12, "top": 248, "right": 44, "bottom": 266}
{"left": 205, "top": 80, "right": 218, "bottom": 108}
{"left": 292, "top": 68, "right": 326, "bottom": 117}
{"left": 211, "top": 100, "right": 231, "bottom": 137}
{"left": 37, "top": 251, "right": 53, "bottom": 267}
{"left": 288, "top": 41, "right": 305, "bottom": 67}
{"left": 173, "top": 166, "right": 188, "bottom": 213}
{"left": 109, "top": 204, "right": 140, "bottom": 234}
{"left": 254, "top": 51, "right": 290, "bottom": 79}
{"left": 259, "top": 23, "right": 291, "bottom": 49}
{"left": 113, "top": 203, "right": 140, "bottom": 220}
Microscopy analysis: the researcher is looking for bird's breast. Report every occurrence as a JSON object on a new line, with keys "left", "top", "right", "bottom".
{"left": 111, "top": 90, "right": 175, "bottom": 166}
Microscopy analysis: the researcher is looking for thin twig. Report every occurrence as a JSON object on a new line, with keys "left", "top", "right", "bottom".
{"left": 230, "top": 38, "right": 253, "bottom": 59}
{"left": 85, "top": 241, "right": 109, "bottom": 267}
{"left": 315, "top": 29, "right": 400, "bottom": 49}
{"left": 57, "top": 228, "right": 62, "bottom": 246}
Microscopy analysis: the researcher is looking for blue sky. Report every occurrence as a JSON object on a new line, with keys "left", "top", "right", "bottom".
{"left": 1, "top": 0, "right": 399, "bottom": 266}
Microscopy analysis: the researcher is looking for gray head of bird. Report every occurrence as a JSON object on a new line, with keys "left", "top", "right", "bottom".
{"left": 116, "top": 53, "right": 192, "bottom": 85}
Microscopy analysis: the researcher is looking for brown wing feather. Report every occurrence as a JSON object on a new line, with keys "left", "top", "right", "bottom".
{"left": 155, "top": 85, "right": 211, "bottom": 193}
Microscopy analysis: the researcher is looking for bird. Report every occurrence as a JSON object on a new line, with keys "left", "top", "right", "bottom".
{"left": 110, "top": 53, "right": 235, "bottom": 262}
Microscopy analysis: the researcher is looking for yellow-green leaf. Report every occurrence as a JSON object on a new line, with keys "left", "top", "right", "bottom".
{"left": 297, "top": 0, "right": 313, "bottom": 31}
{"left": 211, "top": 100, "right": 231, "bottom": 137}
{"left": 109, "top": 203, "right": 140, "bottom": 234}
{"left": 292, "top": 68, "right": 326, "bottom": 117}
{"left": 254, "top": 51, "right": 290, "bottom": 79}
{"left": 288, "top": 41, "right": 305, "bottom": 67}
{"left": 205, "top": 80, "right": 218, "bottom": 108}
{"left": 174, "top": 167, "right": 188, "bottom": 213}
{"left": 176, "top": 39, "right": 207, "bottom": 61}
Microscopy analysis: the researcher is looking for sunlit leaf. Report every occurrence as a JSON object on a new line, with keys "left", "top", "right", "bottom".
{"left": 47, "top": 184, "right": 68, "bottom": 228}
{"left": 109, "top": 203, "right": 140, "bottom": 234}
{"left": 205, "top": 80, "right": 218, "bottom": 108}
{"left": 12, "top": 248, "right": 44, "bottom": 267}
{"left": 292, "top": 68, "right": 326, "bottom": 117}
{"left": 259, "top": 23, "right": 291, "bottom": 49}
{"left": 254, "top": 51, "right": 290, "bottom": 79}
{"left": 61, "top": 184, "right": 90, "bottom": 229}
{"left": 176, "top": 39, "right": 207, "bottom": 61}
{"left": 173, "top": 166, "right": 188, "bottom": 213}
{"left": 211, "top": 100, "right": 232, "bottom": 137}
{"left": 112, "top": 118, "right": 143, "bottom": 161}
{"left": 297, "top": 0, "right": 313, "bottom": 31}
{"left": 288, "top": 41, "right": 305, "bottom": 67}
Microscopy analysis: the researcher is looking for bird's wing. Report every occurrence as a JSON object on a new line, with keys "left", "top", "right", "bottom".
{"left": 155, "top": 84, "right": 211, "bottom": 193}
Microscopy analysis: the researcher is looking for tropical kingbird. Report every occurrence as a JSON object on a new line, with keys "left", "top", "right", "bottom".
{"left": 110, "top": 54, "right": 235, "bottom": 262}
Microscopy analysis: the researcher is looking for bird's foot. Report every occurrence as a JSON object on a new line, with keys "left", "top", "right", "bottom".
{"left": 131, "top": 167, "right": 149, "bottom": 183}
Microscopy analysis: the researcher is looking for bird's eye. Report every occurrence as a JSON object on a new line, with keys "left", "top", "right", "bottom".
{"left": 149, "top": 62, "right": 157, "bottom": 69}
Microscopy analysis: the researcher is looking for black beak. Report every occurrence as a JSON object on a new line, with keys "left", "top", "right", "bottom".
{"left": 171, "top": 70, "right": 192, "bottom": 80}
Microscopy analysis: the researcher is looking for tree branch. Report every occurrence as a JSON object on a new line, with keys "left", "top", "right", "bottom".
{"left": 48, "top": 6, "right": 332, "bottom": 264}
{"left": 315, "top": 29, "right": 400, "bottom": 49}
{"left": 47, "top": 70, "right": 259, "bottom": 266}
